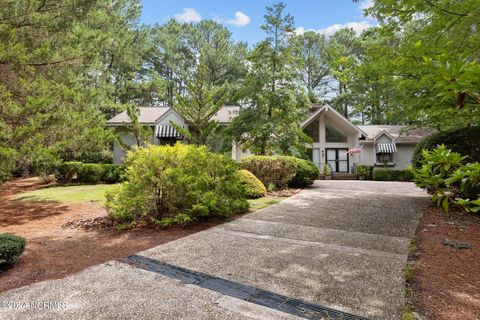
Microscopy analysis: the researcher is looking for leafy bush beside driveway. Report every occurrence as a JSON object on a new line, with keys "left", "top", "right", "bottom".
{"left": 235, "top": 170, "right": 266, "bottom": 199}
{"left": 106, "top": 144, "right": 249, "bottom": 226}
{"left": 410, "top": 145, "right": 480, "bottom": 213}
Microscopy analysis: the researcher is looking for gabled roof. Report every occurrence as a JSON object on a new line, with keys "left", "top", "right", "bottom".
{"left": 357, "top": 125, "right": 432, "bottom": 143}
{"left": 373, "top": 129, "right": 396, "bottom": 141}
{"left": 106, "top": 106, "right": 240, "bottom": 125}
{"left": 211, "top": 106, "right": 240, "bottom": 124}
{"left": 301, "top": 104, "right": 368, "bottom": 136}
{"left": 106, "top": 107, "right": 169, "bottom": 125}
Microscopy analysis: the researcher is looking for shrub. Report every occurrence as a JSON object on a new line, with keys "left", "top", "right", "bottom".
{"left": 357, "top": 165, "right": 373, "bottom": 180}
{"left": 0, "top": 234, "right": 26, "bottom": 268}
{"left": 373, "top": 168, "right": 414, "bottom": 181}
{"left": 55, "top": 162, "right": 123, "bottom": 184}
{"left": 289, "top": 158, "right": 319, "bottom": 188}
{"left": 235, "top": 170, "right": 266, "bottom": 199}
{"left": 410, "top": 145, "right": 480, "bottom": 213}
{"left": 105, "top": 143, "right": 249, "bottom": 226}
{"left": 412, "top": 127, "right": 480, "bottom": 168}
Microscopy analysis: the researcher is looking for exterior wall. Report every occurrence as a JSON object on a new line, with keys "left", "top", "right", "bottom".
{"left": 393, "top": 144, "right": 416, "bottom": 169}
{"left": 306, "top": 111, "right": 358, "bottom": 173}
{"left": 358, "top": 143, "right": 375, "bottom": 166}
{"left": 357, "top": 142, "right": 416, "bottom": 169}
{"left": 232, "top": 142, "right": 253, "bottom": 161}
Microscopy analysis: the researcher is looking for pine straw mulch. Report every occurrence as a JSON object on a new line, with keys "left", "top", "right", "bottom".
{"left": 406, "top": 205, "right": 480, "bottom": 320}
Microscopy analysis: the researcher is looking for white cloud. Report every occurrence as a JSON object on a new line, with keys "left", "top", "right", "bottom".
{"left": 295, "top": 21, "right": 373, "bottom": 37}
{"left": 226, "top": 11, "right": 250, "bottom": 27}
{"left": 359, "top": 0, "right": 374, "bottom": 11}
{"left": 319, "top": 21, "right": 372, "bottom": 36}
{"left": 174, "top": 8, "right": 202, "bottom": 23}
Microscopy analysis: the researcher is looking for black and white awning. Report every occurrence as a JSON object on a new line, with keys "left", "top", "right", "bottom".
{"left": 376, "top": 143, "right": 397, "bottom": 153}
{"left": 155, "top": 125, "right": 183, "bottom": 138}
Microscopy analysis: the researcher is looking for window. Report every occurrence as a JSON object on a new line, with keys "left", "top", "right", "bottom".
{"left": 303, "top": 120, "right": 319, "bottom": 142}
{"left": 376, "top": 153, "right": 395, "bottom": 163}
{"left": 325, "top": 123, "right": 347, "bottom": 142}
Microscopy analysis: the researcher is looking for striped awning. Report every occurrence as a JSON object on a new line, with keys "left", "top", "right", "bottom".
{"left": 376, "top": 143, "right": 397, "bottom": 153}
{"left": 155, "top": 125, "right": 183, "bottom": 138}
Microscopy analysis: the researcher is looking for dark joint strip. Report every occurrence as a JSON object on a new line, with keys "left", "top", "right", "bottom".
{"left": 118, "top": 254, "right": 368, "bottom": 320}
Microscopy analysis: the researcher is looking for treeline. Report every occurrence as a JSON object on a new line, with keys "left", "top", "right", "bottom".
{"left": 0, "top": 0, "right": 478, "bottom": 179}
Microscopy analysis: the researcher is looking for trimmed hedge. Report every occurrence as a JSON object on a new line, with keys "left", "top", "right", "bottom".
{"left": 55, "top": 162, "right": 123, "bottom": 184}
{"left": 412, "top": 127, "right": 480, "bottom": 168}
{"left": 0, "top": 233, "right": 26, "bottom": 268}
{"left": 235, "top": 170, "right": 266, "bottom": 199}
{"left": 240, "top": 156, "right": 296, "bottom": 189}
{"left": 372, "top": 168, "right": 414, "bottom": 181}
{"left": 289, "top": 157, "right": 320, "bottom": 188}
{"left": 239, "top": 156, "right": 319, "bottom": 189}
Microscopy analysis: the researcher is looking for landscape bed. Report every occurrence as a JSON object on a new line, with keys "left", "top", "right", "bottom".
{"left": 0, "top": 178, "right": 286, "bottom": 293}
{"left": 405, "top": 206, "right": 480, "bottom": 319}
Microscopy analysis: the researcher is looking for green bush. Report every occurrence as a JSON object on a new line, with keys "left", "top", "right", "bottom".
{"left": 412, "top": 127, "right": 480, "bottom": 168}
{"left": 239, "top": 156, "right": 318, "bottom": 189}
{"left": 56, "top": 162, "right": 123, "bottom": 183}
{"left": 105, "top": 143, "right": 249, "bottom": 226}
{"left": 373, "top": 168, "right": 414, "bottom": 181}
{"left": 357, "top": 165, "right": 374, "bottom": 180}
{"left": 410, "top": 145, "right": 480, "bottom": 213}
{"left": 289, "top": 158, "right": 319, "bottom": 188}
{"left": 0, "top": 234, "right": 26, "bottom": 268}
{"left": 235, "top": 170, "right": 266, "bottom": 199}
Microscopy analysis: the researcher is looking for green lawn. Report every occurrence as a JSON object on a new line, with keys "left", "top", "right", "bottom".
{"left": 14, "top": 184, "right": 117, "bottom": 205}
{"left": 14, "top": 184, "right": 284, "bottom": 210}
{"left": 248, "top": 196, "right": 283, "bottom": 211}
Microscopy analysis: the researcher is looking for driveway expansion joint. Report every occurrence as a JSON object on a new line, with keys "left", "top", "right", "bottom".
{"left": 118, "top": 254, "right": 368, "bottom": 320}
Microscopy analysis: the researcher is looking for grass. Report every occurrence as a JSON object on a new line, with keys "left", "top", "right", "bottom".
{"left": 14, "top": 184, "right": 285, "bottom": 210}
{"left": 248, "top": 196, "right": 283, "bottom": 211}
{"left": 14, "top": 184, "right": 117, "bottom": 205}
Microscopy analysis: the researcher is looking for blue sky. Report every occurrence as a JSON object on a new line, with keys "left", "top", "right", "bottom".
{"left": 140, "top": 0, "right": 374, "bottom": 45}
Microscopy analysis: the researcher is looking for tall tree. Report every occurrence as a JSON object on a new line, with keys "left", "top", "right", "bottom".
{"left": 150, "top": 20, "right": 247, "bottom": 106}
{"left": 364, "top": 0, "right": 480, "bottom": 129}
{"left": 293, "top": 31, "right": 330, "bottom": 103}
{"left": 325, "top": 28, "right": 361, "bottom": 118}
{"left": 0, "top": 0, "right": 143, "bottom": 176}
{"left": 171, "top": 64, "right": 228, "bottom": 145}
{"left": 228, "top": 2, "right": 309, "bottom": 156}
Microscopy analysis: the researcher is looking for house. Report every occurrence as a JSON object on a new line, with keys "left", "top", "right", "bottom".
{"left": 106, "top": 106, "right": 240, "bottom": 164}
{"left": 107, "top": 104, "right": 430, "bottom": 172}
{"left": 301, "top": 104, "right": 431, "bottom": 173}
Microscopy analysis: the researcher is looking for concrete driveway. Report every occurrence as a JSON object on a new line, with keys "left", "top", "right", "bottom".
{"left": 0, "top": 180, "right": 429, "bottom": 320}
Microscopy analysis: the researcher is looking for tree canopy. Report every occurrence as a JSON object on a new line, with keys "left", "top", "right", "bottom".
{"left": 0, "top": 0, "right": 478, "bottom": 180}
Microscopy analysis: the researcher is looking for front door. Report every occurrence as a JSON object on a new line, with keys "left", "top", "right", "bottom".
{"left": 326, "top": 148, "right": 349, "bottom": 173}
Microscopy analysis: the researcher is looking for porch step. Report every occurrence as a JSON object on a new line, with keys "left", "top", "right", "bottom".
{"left": 319, "top": 173, "right": 358, "bottom": 180}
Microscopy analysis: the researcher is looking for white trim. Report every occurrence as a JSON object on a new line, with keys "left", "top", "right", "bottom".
{"left": 154, "top": 107, "right": 183, "bottom": 125}
{"left": 373, "top": 130, "right": 396, "bottom": 142}
{"left": 301, "top": 105, "right": 368, "bottom": 137}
